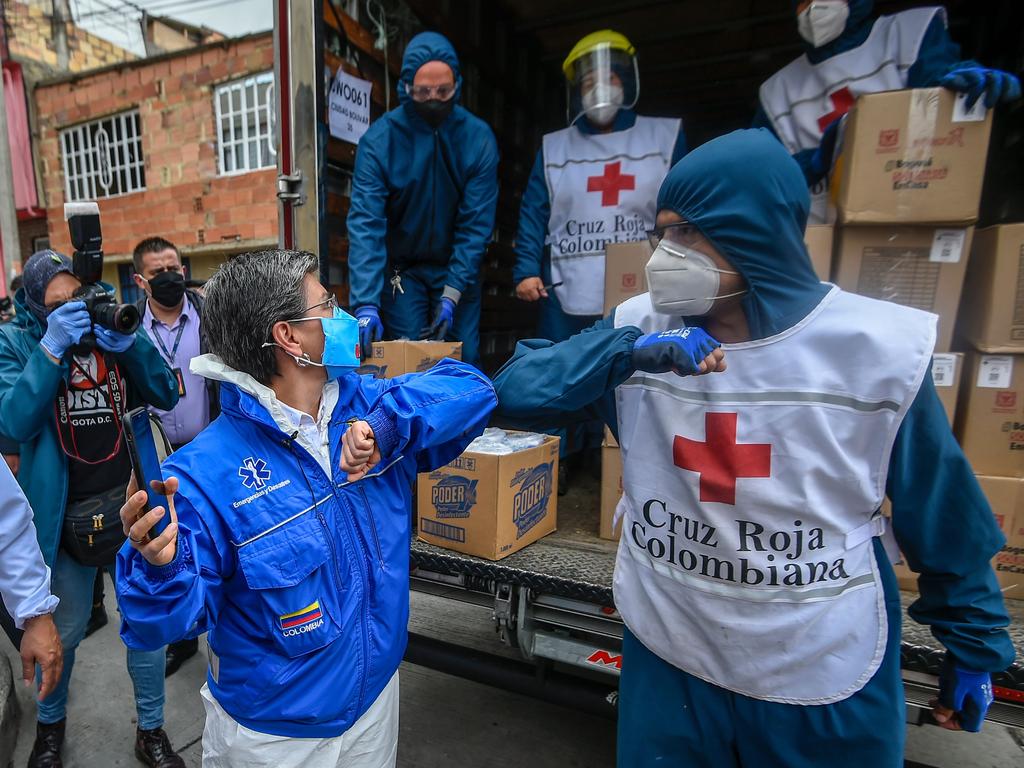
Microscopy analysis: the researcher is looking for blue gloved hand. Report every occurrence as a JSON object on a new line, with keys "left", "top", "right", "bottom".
{"left": 940, "top": 66, "right": 1022, "bottom": 110}
{"left": 423, "top": 297, "right": 456, "bottom": 341}
{"left": 806, "top": 117, "right": 842, "bottom": 187}
{"left": 936, "top": 657, "right": 994, "bottom": 733}
{"left": 354, "top": 305, "right": 384, "bottom": 360}
{"left": 94, "top": 325, "right": 136, "bottom": 354}
{"left": 40, "top": 301, "right": 91, "bottom": 359}
{"left": 632, "top": 327, "right": 723, "bottom": 377}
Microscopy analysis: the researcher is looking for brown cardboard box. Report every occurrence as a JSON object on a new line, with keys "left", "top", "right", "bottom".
{"left": 834, "top": 225, "right": 973, "bottom": 352}
{"left": 417, "top": 434, "right": 559, "bottom": 560}
{"left": 957, "top": 224, "right": 1024, "bottom": 353}
{"left": 955, "top": 353, "right": 1024, "bottom": 477}
{"left": 833, "top": 88, "right": 993, "bottom": 225}
{"left": 932, "top": 353, "right": 963, "bottom": 426}
{"left": 604, "top": 241, "right": 651, "bottom": 314}
{"left": 804, "top": 224, "right": 834, "bottom": 281}
{"left": 601, "top": 427, "right": 622, "bottom": 541}
{"left": 364, "top": 340, "right": 462, "bottom": 378}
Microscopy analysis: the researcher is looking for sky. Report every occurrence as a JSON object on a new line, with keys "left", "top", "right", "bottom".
{"left": 69, "top": 0, "right": 274, "bottom": 56}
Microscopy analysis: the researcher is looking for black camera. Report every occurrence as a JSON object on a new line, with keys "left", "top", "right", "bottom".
{"left": 64, "top": 203, "right": 140, "bottom": 343}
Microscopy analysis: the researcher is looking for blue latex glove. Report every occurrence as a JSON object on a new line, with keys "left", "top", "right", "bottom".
{"left": 632, "top": 327, "right": 721, "bottom": 376}
{"left": 40, "top": 301, "right": 91, "bottom": 359}
{"left": 805, "top": 117, "right": 842, "bottom": 187}
{"left": 423, "top": 297, "right": 456, "bottom": 341}
{"left": 94, "top": 325, "right": 136, "bottom": 354}
{"left": 936, "top": 657, "right": 994, "bottom": 733}
{"left": 354, "top": 305, "right": 384, "bottom": 360}
{"left": 940, "top": 66, "right": 1022, "bottom": 110}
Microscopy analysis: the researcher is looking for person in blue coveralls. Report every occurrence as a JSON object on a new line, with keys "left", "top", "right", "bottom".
{"left": 492, "top": 129, "right": 1015, "bottom": 767}
{"left": 755, "top": 0, "right": 1022, "bottom": 223}
{"left": 346, "top": 31, "right": 499, "bottom": 367}
{"left": 115, "top": 250, "right": 496, "bottom": 767}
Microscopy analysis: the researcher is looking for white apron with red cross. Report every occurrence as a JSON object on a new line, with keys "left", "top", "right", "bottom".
{"left": 612, "top": 287, "right": 936, "bottom": 704}
{"left": 543, "top": 116, "right": 679, "bottom": 316}
{"left": 759, "top": 7, "right": 944, "bottom": 223}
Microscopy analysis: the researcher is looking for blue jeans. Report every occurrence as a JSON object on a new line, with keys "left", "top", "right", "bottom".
{"left": 36, "top": 548, "right": 166, "bottom": 730}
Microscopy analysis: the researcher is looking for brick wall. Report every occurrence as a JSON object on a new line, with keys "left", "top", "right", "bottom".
{"left": 5, "top": 1, "right": 135, "bottom": 72}
{"left": 35, "top": 33, "right": 278, "bottom": 261}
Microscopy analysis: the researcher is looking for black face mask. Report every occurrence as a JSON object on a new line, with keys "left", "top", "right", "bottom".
{"left": 148, "top": 271, "right": 186, "bottom": 308}
{"left": 413, "top": 98, "right": 454, "bottom": 129}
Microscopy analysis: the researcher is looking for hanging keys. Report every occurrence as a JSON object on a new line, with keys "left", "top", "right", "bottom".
{"left": 390, "top": 271, "right": 405, "bottom": 298}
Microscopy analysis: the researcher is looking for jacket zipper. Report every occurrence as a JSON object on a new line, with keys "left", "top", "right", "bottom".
{"left": 358, "top": 484, "right": 385, "bottom": 568}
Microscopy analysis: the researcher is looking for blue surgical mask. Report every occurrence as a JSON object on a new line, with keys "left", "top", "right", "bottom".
{"left": 264, "top": 307, "right": 361, "bottom": 380}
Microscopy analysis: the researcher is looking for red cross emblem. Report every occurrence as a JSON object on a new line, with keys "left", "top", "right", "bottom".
{"left": 587, "top": 161, "right": 635, "bottom": 207}
{"left": 817, "top": 86, "right": 855, "bottom": 133}
{"left": 673, "top": 412, "right": 771, "bottom": 505}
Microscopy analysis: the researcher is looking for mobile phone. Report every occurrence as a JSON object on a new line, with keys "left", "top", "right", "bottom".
{"left": 123, "top": 406, "right": 170, "bottom": 537}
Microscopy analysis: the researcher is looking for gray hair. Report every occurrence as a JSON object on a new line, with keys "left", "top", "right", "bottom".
{"left": 203, "top": 249, "right": 318, "bottom": 384}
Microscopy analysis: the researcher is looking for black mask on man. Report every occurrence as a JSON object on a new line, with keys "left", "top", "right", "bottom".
{"left": 148, "top": 271, "right": 186, "bottom": 308}
{"left": 414, "top": 98, "right": 454, "bottom": 128}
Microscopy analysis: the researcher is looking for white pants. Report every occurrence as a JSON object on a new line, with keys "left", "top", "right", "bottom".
{"left": 200, "top": 673, "right": 400, "bottom": 768}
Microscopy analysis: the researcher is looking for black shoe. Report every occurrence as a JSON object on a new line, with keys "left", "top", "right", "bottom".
{"left": 84, "top": 602, "right": 108, "bottom": 638}
{"left": 164, "top": 637, "right": 199, "bottom": 678}
{"left": 27, "top": 719, "right": 65, "bottom": 768}
{"left": 557, "top": 461, "right": 569, "bottom": 496}
{"left": 134, "top": 728, "right": 185, "bottom": 768}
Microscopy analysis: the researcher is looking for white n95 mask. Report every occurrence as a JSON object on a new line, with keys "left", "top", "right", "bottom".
{"left": 645, "top": 240, "right": 745, "bottom": 316}
{"left": 797, "top": 1, "right": 850, "bottom": 48}
{"left": 582, "top": 82, "right": 624, "bottom": 126}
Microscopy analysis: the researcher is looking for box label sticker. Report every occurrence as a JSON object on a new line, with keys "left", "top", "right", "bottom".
{"left": 978, "top": 355, "right": 1013, "bottom": 389}
{"left": 932, "top": 354, "right": 957, "bottom": 387}
{"left": 952, "top": 92, "right": 987, "bottom": 123}
{"left": 420, "top": 518, "right": 466, "bottom": 543}
{"left": 929, "top": 229, "right": 966, "bottom": 263}
{"left": 431, "top": 475, "right": 478, "bottom": 518}
{"left": 511, "top": 462, "right": 553, "bottom": 540}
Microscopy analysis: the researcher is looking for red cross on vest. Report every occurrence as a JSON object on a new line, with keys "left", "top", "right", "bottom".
{"left": 817, "top": 86, "right": 855, "bottom": 133}
{"left": 587, "top": 161, "right": 635, "bottom": 207}
{"left": 673, "top": 412, "right": 771, "bottom": 505}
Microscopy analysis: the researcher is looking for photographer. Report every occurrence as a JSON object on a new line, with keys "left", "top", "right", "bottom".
{"left": 0, "top": 250, "right": 182, "bottom": 768}
{"left": 117, "top": 249, "right": 495, "bottom": 766}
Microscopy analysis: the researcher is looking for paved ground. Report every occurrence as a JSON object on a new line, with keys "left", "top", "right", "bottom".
{"left": 2, "top": 579, "right": 1022, "bottom": 767}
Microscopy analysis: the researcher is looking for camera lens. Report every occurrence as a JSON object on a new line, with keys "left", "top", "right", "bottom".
{"left": 111, "top": 304, "right": 140, "bottom": 334}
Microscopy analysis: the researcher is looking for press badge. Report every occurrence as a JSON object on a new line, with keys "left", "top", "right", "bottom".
{"left": 172, "top": 368, "right": 187, "bottom": 397}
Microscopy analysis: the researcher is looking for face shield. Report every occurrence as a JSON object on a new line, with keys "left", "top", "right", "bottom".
{"left": 564, "top": 44, "right": 639, "bottom": 128}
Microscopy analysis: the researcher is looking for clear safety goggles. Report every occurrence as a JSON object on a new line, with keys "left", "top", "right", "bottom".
{"left": 404, "top": 82, "right": 456, "bottom": 103}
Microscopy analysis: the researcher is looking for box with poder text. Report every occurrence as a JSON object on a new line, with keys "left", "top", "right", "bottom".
{"left": 417, "top": 434, "right": 559, "bottom": 560}
{"left": 361, "top": 340, "right": 462, "bottom": 379}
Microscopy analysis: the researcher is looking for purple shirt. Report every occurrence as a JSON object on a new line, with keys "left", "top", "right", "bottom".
{"left": 144, "top": 297, "right": 209, "bottom": 445}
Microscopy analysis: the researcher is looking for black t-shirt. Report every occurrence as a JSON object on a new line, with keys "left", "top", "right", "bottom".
{"left": 56, "top": 351, "right": 132, "bottom": 502}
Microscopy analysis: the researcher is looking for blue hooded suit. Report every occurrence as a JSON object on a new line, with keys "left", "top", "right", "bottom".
{"left": 492, "top": 129, "right": 1013, "bottom": 767}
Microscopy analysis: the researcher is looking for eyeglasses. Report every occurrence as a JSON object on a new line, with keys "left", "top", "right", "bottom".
{"left": 646, "top": 222, "right": 702, "bottom": 251}
{"left": 404, "top": 82, "right": 456, "bottom": 102}
{"left": 293, "top": 294, "right": 339, "bottom": 317}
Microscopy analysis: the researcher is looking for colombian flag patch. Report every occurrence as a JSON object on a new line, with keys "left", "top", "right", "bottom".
{"left": 278, "top": 601, "right": 323, "bottom": 631}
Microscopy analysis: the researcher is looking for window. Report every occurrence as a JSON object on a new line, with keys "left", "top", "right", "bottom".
{"left": 60, "top": 110, "right": 146, "bottom": 201}
{"left": 215, "top": 72, "right": 276, "bottom": 175}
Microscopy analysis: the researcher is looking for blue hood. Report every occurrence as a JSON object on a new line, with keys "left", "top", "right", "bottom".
{"left": 795, "top": 0, "right": 876, "bottom": 63}
{"left": 398, "top": 31, "right": 462, "bottom": 105}
{"left": 655, "top": 128, "right": 828, "bottom": 340}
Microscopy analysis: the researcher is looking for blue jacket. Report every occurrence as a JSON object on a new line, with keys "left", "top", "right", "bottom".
{"left": 0, "top": 288, "right": 179, "bottom": 567}
{"left": 492, "top": 129, "right": 1014, "bottom": 675}
{"left": 117, "top": 356, "right": 496, "bottom": 738}
{"left": 513, "top": 110, "right": 688, "bottom": 286}
{"left": 347, "top": 32, "right": 499, "bottom": 308}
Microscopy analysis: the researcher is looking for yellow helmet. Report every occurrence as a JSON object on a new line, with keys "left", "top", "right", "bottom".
{"left": 562, "top": 30, "right": 636, "bottom": 78}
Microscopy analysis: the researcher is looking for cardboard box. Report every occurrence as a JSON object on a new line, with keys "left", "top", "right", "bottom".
{"left": 834, "top": 225, "right": 973, "bottom": 352}
{"left": 604, "top": 241, "right": 651, "bottom": 314}
{"left": 957, "top": 224, "right": 1024, "bottom": 352}
{"left": 932, "top": 352, "right": 963, "bottom": 426}
{"left": 955, "top": 353, "right": 1024, "bottom": 477}
{"left": 833, "top": 88, "right": 993, "bottom": 225}
{"left": 600, "top": 427, "right": 622, "bottom": 541}
{"left": 804, "top": 224, "right": 834, "bottom": 281}
{"left": 363, "top": 340, "right": 462, "bottom": 378}
{"left": 417, "top": 434, "right": 559, "bottom": 560}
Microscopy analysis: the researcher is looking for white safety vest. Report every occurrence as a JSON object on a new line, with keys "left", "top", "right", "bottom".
{"left": 543, "top": 116, "right": 679, "bottom": 316}
{"left": 759, "top": 7, "right": 944, "bottom": 223}
{"left": 612, "top": 287, "right": 936, "bottom": 704}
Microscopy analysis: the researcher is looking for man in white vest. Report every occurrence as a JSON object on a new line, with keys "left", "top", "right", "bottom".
{"left": 755, "top": 0, "right": 1021, "bottom": 223}
{"left": 493, "top": 128, "right": 1014, "bottom": 766}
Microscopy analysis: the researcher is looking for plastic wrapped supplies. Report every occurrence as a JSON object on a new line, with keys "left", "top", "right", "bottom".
{"left": 465, "top": 427, "right": 547, "bottom": 455}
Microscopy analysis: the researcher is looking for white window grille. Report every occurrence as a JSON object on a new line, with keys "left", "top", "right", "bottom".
{"left": 59, "top": 110, "right": 145, "bottom": 201}
{"left": 215, "top": 71, "right": 276, "bottom": 175}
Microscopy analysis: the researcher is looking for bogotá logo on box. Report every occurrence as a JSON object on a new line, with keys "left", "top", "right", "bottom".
{"left": 511, "top": 463, "right": 553, "bottom": 539}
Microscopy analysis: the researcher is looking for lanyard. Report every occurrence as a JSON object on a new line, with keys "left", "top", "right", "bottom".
{"left": 152, "top": 315, "right": 188, "bottom": 364}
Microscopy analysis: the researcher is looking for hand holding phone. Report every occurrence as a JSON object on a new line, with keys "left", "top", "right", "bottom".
{"left": 122, "top": 407, "right": 178, "bottom": 564}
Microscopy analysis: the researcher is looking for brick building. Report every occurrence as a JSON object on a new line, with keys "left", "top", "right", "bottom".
{"left": 34, "top": 31, "right": 277, "bottom": 299}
